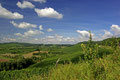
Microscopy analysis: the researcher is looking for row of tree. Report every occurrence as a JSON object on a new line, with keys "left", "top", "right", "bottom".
{"left": 0, "top": 58, "right": 35, "bottom": 71}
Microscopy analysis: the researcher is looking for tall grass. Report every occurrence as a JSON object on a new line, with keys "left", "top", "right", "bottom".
{"left": 27, "top": 51, "right": 120, "bottom": 80}
{"left": 25, "top": 32, "right": 120, "bottom": 80}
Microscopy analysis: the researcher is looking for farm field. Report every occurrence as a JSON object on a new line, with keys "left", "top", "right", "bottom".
{"left": 0, "top": 37, "right": 120, "bottom": 80}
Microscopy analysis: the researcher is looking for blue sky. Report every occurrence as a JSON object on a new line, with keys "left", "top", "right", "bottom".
{"left": 0, "top": 0, "right": 120, "bottom": 44}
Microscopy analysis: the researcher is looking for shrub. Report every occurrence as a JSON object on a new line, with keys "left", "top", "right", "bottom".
{"left": 0, "top": 58, "right": 35, "bottom": 71}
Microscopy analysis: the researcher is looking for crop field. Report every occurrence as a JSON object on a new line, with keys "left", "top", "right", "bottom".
{"left": 0, "top": 37, "right": 119, "bottom": 80}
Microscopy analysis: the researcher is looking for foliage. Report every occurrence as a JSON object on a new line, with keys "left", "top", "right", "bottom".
{"left": 33, "top": 52, "right": 119, "bottom": 80}
{"left": 80, "top": 31, "right": 99, "bottom": 61}
{"left": 0, "top": 37, "right": 120, "bottom": 80}
{"left": 0, "top": 67, "right": 51, "bottom": 80}
{"left": 101, "top": 37, "right": 120, "bottom": 47}
{"left": 0, "top": 58, "right": 35, "bottom": 71}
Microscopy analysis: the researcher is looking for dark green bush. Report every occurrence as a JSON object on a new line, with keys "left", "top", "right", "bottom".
{"left": 98, "top": 47, "right": 114, "bottom": 58}
{"left": 0, "top": 58, "right": 35, "bottom": 71}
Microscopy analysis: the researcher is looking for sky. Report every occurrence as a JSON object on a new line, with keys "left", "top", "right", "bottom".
{"left": 0, "top": 0, "right": 120, "bottom": 44}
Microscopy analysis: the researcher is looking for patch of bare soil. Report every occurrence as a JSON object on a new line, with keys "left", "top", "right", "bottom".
{"left": 23, "top": 51, "right": 49, "bottom": 58}
{"left": 0, "top": 59, "right": 9, "bottom": 62}
{"left": 1, "top": 53, "right": 18, "bottom": 57}
{"left": 23, "top": 51, "right": 39, "bottom": 58}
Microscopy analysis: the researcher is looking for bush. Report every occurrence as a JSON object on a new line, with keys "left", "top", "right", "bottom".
{"left": 0, "top": 58, "right": 35, "bottom": 71}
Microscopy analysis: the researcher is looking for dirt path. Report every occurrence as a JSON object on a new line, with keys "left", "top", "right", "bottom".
{"left": 23, "top": 51, "right": 49, "bottom": 58}
{"left": 23, "top": 51, "right": 39, "bottom": 58}
{"left": 0, "top": 50, "right": 49, "bottom": 61}
{"left": 1, "top": 53, "right": 18, "bottom": 57}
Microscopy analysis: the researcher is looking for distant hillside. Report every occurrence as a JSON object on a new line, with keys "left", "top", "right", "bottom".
{"left": 0, "top": 37, "right": 120, "bottom": 48}
{"left": 0, "top": 42, "right": 72, "bottom": 47}
{"left": 0, "top": 42, "right": 36, "bottom": 47}
{"left": 78, "top": 41, "right": 101, "bottom": 45}
{"left": 78, "top": 37, "right": 120, "bottom": 46}
{"left": 101, "top": 37, "right": 120, "bottom": 46}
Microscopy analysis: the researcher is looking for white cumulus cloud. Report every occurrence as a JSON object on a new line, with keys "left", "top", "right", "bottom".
{"left": 43, "top": 34, "right": 76, "bottom": 44}
{"left": 39, "top": 25, "right": 43, "bottom": 30}
{"left": 0, "top": 4, "right": 23, "bottom": 19}
{"left": 1, "top": 38, "right": 16, "bottom": 42}
{"left": 32, "top": 0, "right": 46, "bottom": 3}
{"left": 10, "top": 21, "right": 37, "bottom": 29}
{"left": 34, "top": 7, "right": 63, "bottom": 19}
{"left": 76, "top": 30, "right": 90, "bottom": 38}
{"left": 47, "top": 36, "right": 55, "bottom": 39}
{"left": 17, "top": 1, "right": 35, "bottom": 9}
{"left": 47, "top": 28, "right": 53, "bottom": 32}
{"left": 76, "top": 30, "right": 95, "bottom": 42}
{"left": 111, "top": 24, "right": 120, "bottom": 36}
{"left": 14, "top": 33, "right": 23, "bottom": 36}
{"left": 101, "top": 30, "right": 113, "bottom": 39}
{"left": 15, "top": 30, "right": 44, "bottom": 37}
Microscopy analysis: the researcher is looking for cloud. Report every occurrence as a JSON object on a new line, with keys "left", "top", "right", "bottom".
{"left": 0, "top": 37, "right": 16, "bottom": 43}
{"left": 76, "top": 30, "right": 90, "bottom": 38}
{"left": 43, "top": 34, "right": 76, "bottom": 44}
{"left": 39, "top": 25, "right": 43, "bottom": 30}
{"left": 32, "top": 0, "right": 46, "bottom": 3}
{"left": 101, "top": 30, "right": 113, "bottom": 39}
{"left": 10, "top": 21, "right": 37, "bottom": 29}
{"left": 63, "top": 37, "right": 75, "bottom": 42}
{"left": 55, "top": 34, "right": 63, "bottom": 38}
{"left": 111, "top": 24, "right": 120, "bottom": 36}
{"left": 20, "top": 34, "right": 76, "bottom": 44}
{"left": 34, "top": 38, "right": 38, "bottom": 40}
{"left": 34, "top": 7, "right": 63, "bottom": 19}
{"left": 14, "top": 33, "right": 23, "bottom": 36}
{"left": 23, "top": 30, "right": 44, "bottom": 37}
{"left": 76, "top": 25, "right": 120, "bottom": 42}
{"left": 0, "top": 4, "right": 23, "bottom": 19}
{"left": 47, "top": 36, "right": 55, "bottom": 39}
{"left": 97, "top": 24, "right": 120, "bottom": 41}
{"left": 17, "top": 1, "right": 35, "bottom": 9}
{"left": 15, "top": 30, "right": 44, "bottom": 37}
{"left": 76, "top": 30, "right": 96, "bottom": 42}
{"left": 47, "top": 28, "right": 53, "bottom": 32}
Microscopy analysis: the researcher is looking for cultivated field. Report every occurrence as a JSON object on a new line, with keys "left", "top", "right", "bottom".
{"left": 0, "top": 37, "right": 120, "bottom": 80}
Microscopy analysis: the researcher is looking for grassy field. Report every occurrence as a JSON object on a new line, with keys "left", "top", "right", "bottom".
{"left": 27, "top": 52, "right": 120, "bottom": 80}
{"left": 0, "top": 38, "right": 120, "bottom": 80}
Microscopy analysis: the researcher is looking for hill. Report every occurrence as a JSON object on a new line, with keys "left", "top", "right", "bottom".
{"left": 0, "top": 37, "right": 120, "bottom": 80}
